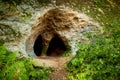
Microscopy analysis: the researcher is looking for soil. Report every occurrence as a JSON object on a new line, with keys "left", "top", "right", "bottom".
{"left": 33, "top": 56, "right": 73, "bottom": 80}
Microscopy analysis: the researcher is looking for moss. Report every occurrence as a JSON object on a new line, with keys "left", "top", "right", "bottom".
{"left": 0, "top": 24, "right": 22, "bottom": 43}
{"left": 0, "top": 40, "right": 5, "bottom": 45}
{"left": 0, "top": 24, "right": 21, "bottom": 37}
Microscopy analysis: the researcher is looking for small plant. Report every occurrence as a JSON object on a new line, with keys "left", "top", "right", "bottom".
{"left": 67, "top": 35, "right": 120, "bottom": 80}
{"left": 0, "top": 45, "right": 52, "bottom": 80}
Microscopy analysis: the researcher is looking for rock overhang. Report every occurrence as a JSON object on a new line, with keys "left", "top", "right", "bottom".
{"left": 0, "top": 6, "right": 102, "bottom": 57}
{"left": 25, "top": 7, "right": 101, "bottom": 57}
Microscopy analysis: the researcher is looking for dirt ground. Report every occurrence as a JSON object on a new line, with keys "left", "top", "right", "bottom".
{"left": 33, "top": 56, "right": 73, "bottom": 80}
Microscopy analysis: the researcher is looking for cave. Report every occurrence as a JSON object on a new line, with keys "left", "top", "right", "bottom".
{"left": 46, "top": 36, "right": 67, "bottom": 56}
{"left": 29, "top": 8, "right": 93, "bottom": 57}
{"left": 33, "top": 35, "right": 43, "bottom": 56}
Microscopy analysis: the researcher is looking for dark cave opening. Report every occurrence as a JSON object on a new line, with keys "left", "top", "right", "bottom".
{"left": 46, "top": 36, "right": 67, "bottom": 56}
{"left": 33, "top": 35, "right": 43, "bottom": 56}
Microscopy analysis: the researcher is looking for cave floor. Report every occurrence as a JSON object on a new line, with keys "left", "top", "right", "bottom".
{"left": 33, "top": 56, "right": 73, "bottom": 80}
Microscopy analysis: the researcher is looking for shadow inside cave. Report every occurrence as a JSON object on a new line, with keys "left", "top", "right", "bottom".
{"left": 33, "top": 35, "right": 43, "bottom": 56}
{"left": 46, "top": 36, "right": 67, "bottom": 56}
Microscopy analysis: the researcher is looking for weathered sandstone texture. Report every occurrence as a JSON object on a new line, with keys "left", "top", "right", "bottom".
{"left": 0, "top": 6, "right": 102, "bottom": 57}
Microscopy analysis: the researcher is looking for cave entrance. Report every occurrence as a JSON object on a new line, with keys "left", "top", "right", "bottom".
{"left": 46, "top": 36, "right": 67, "bottom": 56}
{"left": 33, "top": 35, "right": 43, "bottom": 56}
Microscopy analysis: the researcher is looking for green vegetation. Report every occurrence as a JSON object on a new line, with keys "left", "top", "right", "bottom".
{"left": 0, "top": 0, "right": 120, "bottom": 80}
{"left": 0, "top": 46, "right": 52, "bottom": 80}
{"left": 67, "top": 35, "right": 120, "bottom": 80}
{"left": 66, "top": 0, "right": 120, "bottom": 80}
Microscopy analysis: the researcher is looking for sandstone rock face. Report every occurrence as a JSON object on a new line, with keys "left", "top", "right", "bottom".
{"left": 0, "top": 5, "right": 101, "bottom": 57}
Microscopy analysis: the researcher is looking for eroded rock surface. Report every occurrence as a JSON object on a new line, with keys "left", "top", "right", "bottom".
{"left": 26, "top": 7, "right": 102, "bottom": 57}
{"left": 0, "top": 5, "right": 102, "bottom": 57}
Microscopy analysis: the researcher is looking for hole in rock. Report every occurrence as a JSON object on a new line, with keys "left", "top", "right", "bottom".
{"left": 33, "top": 35, "right": 43, "bottom": 56}
{"left": 46, "top": 36, "right": 67, "bottom": 56}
